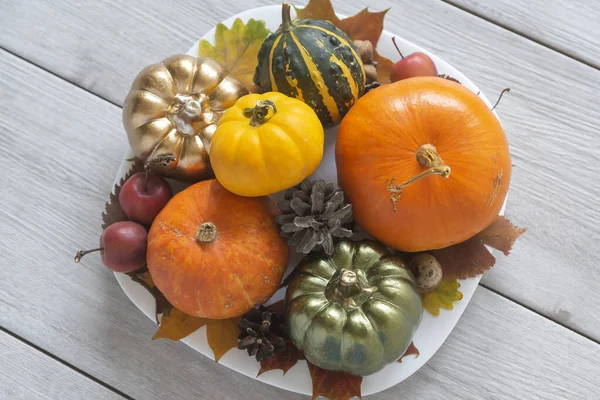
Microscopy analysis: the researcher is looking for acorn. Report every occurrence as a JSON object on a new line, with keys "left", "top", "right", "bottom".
{"left": 409, "top": 253, "right": 443, "bottom": 293}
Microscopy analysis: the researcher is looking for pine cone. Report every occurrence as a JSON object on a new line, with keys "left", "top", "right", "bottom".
{"left": 238, "top": 305, "right": 286, "bottom": 362}
{"left": 276, "top": 179, "right": 353, "bottom": 255}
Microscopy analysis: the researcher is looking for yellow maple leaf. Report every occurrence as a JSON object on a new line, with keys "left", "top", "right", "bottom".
{"left": 153, "top": 310, "right": 241, "bottom": 362}
{"left": 198, "top": 18, "right": 270, "bottom": 92}
{"left": 153, "top": 308, "right": 207, "bottom": 341}
{"left": 206, "top": 317, "right": 241, "bottom": 362}
{"left": 422, "top": 280, "right": 464, "bottom": 316}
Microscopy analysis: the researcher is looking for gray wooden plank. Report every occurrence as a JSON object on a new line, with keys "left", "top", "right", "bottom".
{"left": 0, "top": 330, "right": 124, "bottom": 400}
{"left": 0, "top": 0, "right": 599, "bottom": 341}
{"left": 445, "top": 0, "right": 600, "bottom": 68}
{"left": 1, "top": 48, "right": 599, "bottom": 400}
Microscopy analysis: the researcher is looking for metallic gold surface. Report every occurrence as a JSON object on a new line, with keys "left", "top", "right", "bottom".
{"left": 123, "top": 55, "right": 248, "bottom": 181}
{"left": 285, "top": 239, "right": 423, "bottom": 376}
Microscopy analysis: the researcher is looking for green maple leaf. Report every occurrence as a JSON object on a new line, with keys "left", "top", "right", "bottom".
{"left": 198, "top": 18, "right": 270, "bottom": 92}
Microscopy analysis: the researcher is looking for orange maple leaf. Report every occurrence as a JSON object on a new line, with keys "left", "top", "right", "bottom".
{"left": 258, "top": 340, "right": 305, "bottom": 377}
{"left": 432, "top": 216, "right": 526, "bottom": 279}
{"left": 307, "top": 362, "right": 363, "bottom": 400}
{"left": 127, "top": 267, "right": 171, "bottom": 323}
{"left": 153, "top": 308, "right": 207, "bottom": 341}
{"left": 397, "top": 341, "right": 420, "bottom": 363}
{"left": 206, "top": 317, "right": 241, "bottom": 362}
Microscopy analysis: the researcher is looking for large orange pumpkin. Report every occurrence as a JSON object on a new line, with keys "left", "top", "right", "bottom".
{"left": 147, "top": 180, "right": 288, "bottom": 319}
{"left": 336, "top": 77, "right": 511, "bottom": 252}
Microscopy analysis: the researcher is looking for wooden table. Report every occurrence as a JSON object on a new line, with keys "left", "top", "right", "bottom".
{"left": 1, "top": 0, "right": 599, "bottom": 398}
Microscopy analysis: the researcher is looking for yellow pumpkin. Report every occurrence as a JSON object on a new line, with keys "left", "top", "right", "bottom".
{"left": 210, "top": 92, "right": 324, "bottom": 197}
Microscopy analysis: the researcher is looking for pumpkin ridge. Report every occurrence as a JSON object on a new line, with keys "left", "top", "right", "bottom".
{"left": 147, "top": 128, "right": 183, "bottom": 165}
{"left": 301, "top": 301, "right": 332, "bottom": 345}
{"left": 358, "top": 308, "right": 385, "bottom": 356}
{"left": 282, "top": 37, "right": 305, "bottom": 101}
{"left": 131, "top": 90, "right": 170, "bottom": 127}
{"left": 234, "top": 275, "right": 254, "bottom": 308}
{"left": 262, "top": 121, "right": 307, "bottom": 173}
{"left": 289, "top": 32, "right": 340, "bottom": 123}
{"left": 293, "top": 26, "right": 359, "bottom": 117}
{"left": 137, "top": 85, "right": 173, "bottom": 105}
{"left": 289, "top": 291, "right": 328, "bottom": 303}
{"left": 276, "top": 33, "right": 332, "bottom": 125}
{"left": 295, "top": 24, "right": 364, "bottom": 83}
{"left": 268, "top": 35, "right": 283, "bottom": 92}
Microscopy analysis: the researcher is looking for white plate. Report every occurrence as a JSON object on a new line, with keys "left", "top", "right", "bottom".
{"left": 114, "top": 5, "right": 506, "bottom": 397}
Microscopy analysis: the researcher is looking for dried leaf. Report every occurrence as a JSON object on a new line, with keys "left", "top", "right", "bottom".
{"left": 295, "top": 0, "right": 394, "bottom": 83}
{"left": 432, "top": 216, "right": 526, "bottom": 279}
{"left": 294, "top": 0, "right": 341, "bottom": 24}
{"left": 258, "top": 340, "right": 304, "bottom": 377}
{"left": 101, "top": 158, "right": 144, "bottom": 229}
{"left": 126, "top": 267, "right": 171, "bottom": 323}
{"left": 206, "top": 317, "right": 241, "bottom": 362}
{"left": 307, "top": 361, "right": 363, "bottom": 400}
{"left": 432, "top": 239, "right": 496, "bottom": 280}
{"left": 478, "top": 216, "right": 528, "bottom": 256}
{"left": 373, "top": 52, "right": 393, "bottom": 84}
{"left": 153, "top": 308, "right": 207, "bottom": 340}
{"left": 337, "top": 8, "right": 389, "bottom": 48}
{"left": 397, "top": 341, "right": 420, "bottom": 363}
{"left": 422, "top": 280, "right": 463, "bottom": 316}
{"left": 198, "top": 18, "right": 270, "bottom": 92}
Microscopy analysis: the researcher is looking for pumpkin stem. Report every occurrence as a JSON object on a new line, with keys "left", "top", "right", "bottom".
{"left": 243, "top": 100, "right": 277, "bottom": 127}
{"left": 74, "top": 248, "right": 103, "bottom": 263}
{"left": 325, "top": 269, "right": 374, "bottom": 310}
{"left": 281, "top": 3, "right": 294, "bottom": 32}
{"left": 416, "top": 144, "right": 444, "bottom": 168}
{"left": 386, "top": 144, "right": 451, "bottom": 212}
{"left": 196, "top": 222, "right": 217, "bottom": 243}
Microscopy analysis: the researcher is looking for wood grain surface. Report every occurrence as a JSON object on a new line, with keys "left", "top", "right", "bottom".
{"left": 446, "top": 0, "right": 600, "bottom": 67}
{"left": 0, "top": 330, "right": 124, "bottom": 400}
{"left": 0, "top": 0, "right": 599, "bottom": 398}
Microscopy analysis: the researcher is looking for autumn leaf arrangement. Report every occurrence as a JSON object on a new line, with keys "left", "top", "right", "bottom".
{"left": 75, "top": 1, "right": 527, "bottom": 399}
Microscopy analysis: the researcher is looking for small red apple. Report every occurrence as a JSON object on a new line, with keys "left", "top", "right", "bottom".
{"left": 119, "top": 172, "right": 172, "bottom": 226}
{"left": 390, "top": 37, "right": 438, "bottom": 82}
{"left": 75, "top": 221, "right": 147, "bottom": 273}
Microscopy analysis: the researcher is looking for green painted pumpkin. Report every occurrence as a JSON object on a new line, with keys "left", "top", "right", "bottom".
{"left": 253, "top": 3, "right": 366, "bottom": 127}
{"left": 285, "top": 239, "right": 422, "bottom": 376}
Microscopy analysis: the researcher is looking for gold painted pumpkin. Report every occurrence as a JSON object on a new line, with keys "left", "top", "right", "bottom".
{"left": 123, "top": 55, "right": 248, "bottom": 182}
{"left": 210, "top": 92, "right": 324, "bottom": 197}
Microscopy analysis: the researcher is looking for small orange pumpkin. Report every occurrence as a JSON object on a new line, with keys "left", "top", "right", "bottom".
{"left": 147, "top": 180, "right": 288, "bottom": 319}
{"left": 336, "top": 77, "right": 511, "bottom": 252}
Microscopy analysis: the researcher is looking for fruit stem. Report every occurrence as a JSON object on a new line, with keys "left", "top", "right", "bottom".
{"left": 196, "top": 222, "right": 217, "bottom": 243}
{"left": 391, "top": 37, "right": 404, "bottom": 59}
{"left": 281, "top": 2, "right": 294, "bottom": 32}
{"left": 74, "top": 248, "right": 104, "bottom": 263}
{"left": 243, "top": 100, "right": 277, "bottom": 127}
{"left": 386, "top": 144, "right": 451, "bottom": 212}
{"left": 491, "top": 88, "right": 511, "bottom": 111}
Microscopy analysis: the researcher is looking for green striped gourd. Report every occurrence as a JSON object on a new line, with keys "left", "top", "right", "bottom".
{"left": 253, "top": 3, "right": 366, "bottom": 127}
